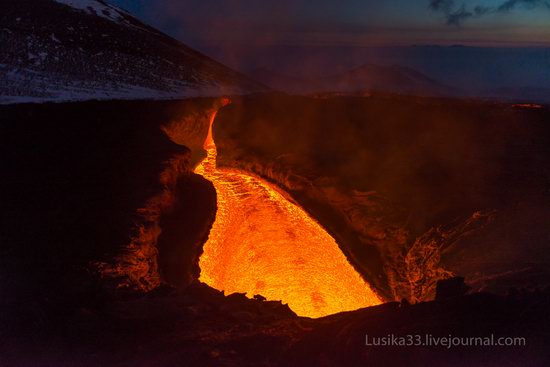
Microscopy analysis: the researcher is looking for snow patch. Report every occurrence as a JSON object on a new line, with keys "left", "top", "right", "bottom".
{"left": 0, "top": 83, "right": 249, "bottom": 105}
{"left": 0, "top": 63, "right": 252, "bottom": 105}
{"left": 52, "top": 0, "right": 136, "bottom": 28}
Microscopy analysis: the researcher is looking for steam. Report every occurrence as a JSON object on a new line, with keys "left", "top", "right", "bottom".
{"left": 429, "top": 0, "right": 550, "bottom": 26}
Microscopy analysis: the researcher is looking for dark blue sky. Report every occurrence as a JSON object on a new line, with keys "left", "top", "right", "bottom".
{"left": 110, "top": 0, "right": 550, "bottom": 48}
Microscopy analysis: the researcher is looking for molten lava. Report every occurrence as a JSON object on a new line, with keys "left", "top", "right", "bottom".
{"left": 195, "top": 110, "right": 381, "bottom": 318}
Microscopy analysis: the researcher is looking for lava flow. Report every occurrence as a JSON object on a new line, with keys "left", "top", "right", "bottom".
{"left": 194, "top": 110, "right": 381, "bottom": 318}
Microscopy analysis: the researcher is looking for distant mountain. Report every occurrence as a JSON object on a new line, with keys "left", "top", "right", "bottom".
{"left": 479, "top": 87, "right": 550, "bottom": 105}
{"left": 248, "top": 64, "right": 453, "bottom": 96}
{"left": 248, "top": 68, "right": 323, "bottom": 95}
{"left": 326, "top": 64, "right": 452, "bottom": 96}
{"left": 0, "top": 0, "right": 265, "bottom": 104}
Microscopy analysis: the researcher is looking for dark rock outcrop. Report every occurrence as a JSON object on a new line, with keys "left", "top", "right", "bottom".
{"left": 435, "top": 276, "right": 470, "bottom": 300}
{"left": 157, "top": 174, "right": 216, "bottom": 288}
{"left": 0, "top": 98, "right": 219, "bottom": 333}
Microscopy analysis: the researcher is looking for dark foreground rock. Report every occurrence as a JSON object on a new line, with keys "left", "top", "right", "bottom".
{"left": 1, "top": 283, "right": 548, "bottom": 366}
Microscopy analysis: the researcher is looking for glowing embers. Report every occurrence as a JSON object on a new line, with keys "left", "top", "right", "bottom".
{"left": 194, "top": 114, "right": 381, "bottom": 318}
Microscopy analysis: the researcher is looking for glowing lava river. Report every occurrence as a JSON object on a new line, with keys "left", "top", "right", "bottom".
{"left": 194, "top": 111, "right": 381, "bottom": 318}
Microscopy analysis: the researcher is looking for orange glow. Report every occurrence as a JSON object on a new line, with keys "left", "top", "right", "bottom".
{"left": 195, "top": 109, "right": 381, "bottom": 318}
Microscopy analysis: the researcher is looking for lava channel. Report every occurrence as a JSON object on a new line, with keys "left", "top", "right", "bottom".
{"left": 194, "top": 110, "right": 381, "bottom": 318}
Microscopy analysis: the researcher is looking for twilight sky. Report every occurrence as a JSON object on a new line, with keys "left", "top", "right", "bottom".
{"left": 107, "top": 0, "right": 550, "bottom": 89}
{"left": 110, "top": 0, "right": 550, "bottom": 48}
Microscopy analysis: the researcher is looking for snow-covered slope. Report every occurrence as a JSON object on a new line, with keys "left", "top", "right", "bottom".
{"left": 0, "top": 0, "right": 265, "bottom": 104}
{"left": 52, "top": 0, "right": 138, "bottom": 26}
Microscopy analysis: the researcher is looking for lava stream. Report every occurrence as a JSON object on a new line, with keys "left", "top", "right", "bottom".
{"left": 194, "top": 110, "right": 381, "bottom": 318}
